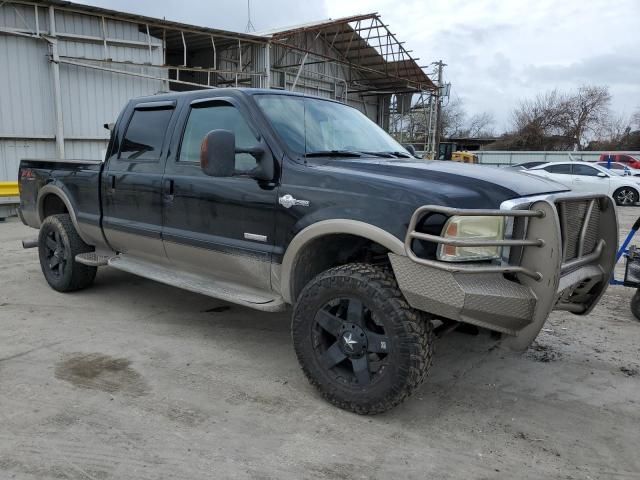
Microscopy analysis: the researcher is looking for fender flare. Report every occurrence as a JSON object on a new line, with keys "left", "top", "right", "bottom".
{"left": 37, "top": 184, "right": 92, "bottom": 244}
{"left": 279, "top": 219, "right": 405, "bottom": 303}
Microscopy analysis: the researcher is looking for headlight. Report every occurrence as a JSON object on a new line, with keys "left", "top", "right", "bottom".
{"left": 437, "top": 216, "right": 505, "bottom": 262}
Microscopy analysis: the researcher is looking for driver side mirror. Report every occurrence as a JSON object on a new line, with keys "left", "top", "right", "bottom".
{"left": 200, "top": 130, "right": 235, "bottom": 177}
{"left": 597, "top": 172, "right": 607, "bottom": 178}
{"left": 200, "top": 129, "right": 274, "bottom": 181}
{"left": 403, "top": 144, "right": 417, "bottom": 157}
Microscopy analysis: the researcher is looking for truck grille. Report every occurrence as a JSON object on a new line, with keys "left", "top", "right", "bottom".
{"left": 556, "top": 198, "right": 601, "bottom": 262}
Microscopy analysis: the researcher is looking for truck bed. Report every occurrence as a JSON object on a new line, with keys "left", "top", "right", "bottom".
{"left": 18, "top": 158, "right": 104, "bottom": 237}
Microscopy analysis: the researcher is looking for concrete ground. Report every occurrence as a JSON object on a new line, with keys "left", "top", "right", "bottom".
{"left": 1, "top": 209, "right": 639, "bottom": 480}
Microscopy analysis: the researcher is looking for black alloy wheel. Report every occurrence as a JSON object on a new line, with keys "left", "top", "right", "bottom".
{"left": 43, "top": 229, "right": 68, "bottom": 278}
{"left": 313, "top": 296, "right": 391, "bottom": 387}
{"left": 38, "top": 214, "right": 97, "bottom": 292}
{"left": 292, "top": 263, "right": 433, "bottom": 414}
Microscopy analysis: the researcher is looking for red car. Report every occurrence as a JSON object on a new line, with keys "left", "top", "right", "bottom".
{"left": 599, "top": 153, "right": 640, "bottom": 169}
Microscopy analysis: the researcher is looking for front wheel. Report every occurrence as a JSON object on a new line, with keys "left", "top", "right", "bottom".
{"left": 613, "top": 187, "right": 638, "bottom": 206}
{"left": 292, "top": 263, "right": 433, "bottom": 414}
{"left": 38, "top": 214, "right": 97, "bottom": 292}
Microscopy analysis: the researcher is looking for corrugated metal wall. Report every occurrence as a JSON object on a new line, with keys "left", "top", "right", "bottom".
{"left": 0, "top": 2, "right": 167, "bottom": 181}
{"left": 0, "top": 2, "right": 390, "bottom": 183}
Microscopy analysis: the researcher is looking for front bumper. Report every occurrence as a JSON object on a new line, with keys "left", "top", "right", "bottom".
{"left": 390, "top": 193, "right": 618, "bottom": 350}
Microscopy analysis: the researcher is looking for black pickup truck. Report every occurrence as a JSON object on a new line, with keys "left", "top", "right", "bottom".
{"left": 18, "top": 88, "right": 618, "bottom": 414}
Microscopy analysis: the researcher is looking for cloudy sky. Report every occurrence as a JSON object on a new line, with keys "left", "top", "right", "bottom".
{"left": 83, "top": 0, "right": 640, "bottom": 131}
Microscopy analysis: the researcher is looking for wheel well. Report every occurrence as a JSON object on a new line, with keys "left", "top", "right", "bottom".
{"left": 290, "top": 234, "right": 391, "bottom": 302}
{"left": 41, "top": 194, "right": 68, "bottom": 219}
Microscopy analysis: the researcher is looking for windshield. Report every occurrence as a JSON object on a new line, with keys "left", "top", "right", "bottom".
{"left": 254, "top": 94, "right": 409, "bottom": 157}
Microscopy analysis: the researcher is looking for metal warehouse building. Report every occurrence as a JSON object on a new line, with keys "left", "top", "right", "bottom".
{"left": 0, "top": 0, "right": 435, "bottom": 185}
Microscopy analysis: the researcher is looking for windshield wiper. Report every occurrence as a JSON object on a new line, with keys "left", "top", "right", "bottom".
{"left": 357, "top": 151, "right": 395, "bottom": 158}
{"left": 358, "top": 151, "right": 413, "bottom": 158}
{"left": 304, "top": 150, "right": 362, "bottom": 158}
{"left": 383, "top": 151, "right": 414, "bottom": 158}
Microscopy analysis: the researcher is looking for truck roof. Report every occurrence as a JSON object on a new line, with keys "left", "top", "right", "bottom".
{"left": 129, "top": 87, "right": 334, "bottom": 105}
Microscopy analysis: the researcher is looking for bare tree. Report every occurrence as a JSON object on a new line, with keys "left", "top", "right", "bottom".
{"left": 589, "top": 113, "right": 640, "bottom": 150}
{"left": 440, "top": 97, "right": 495, "bottom": 138}
{"left": 507, "top": 89, "right": 570, "bottom": 150}
{"left": 563, "top": 85, "right": 611, "bottom": 149}
{"left": 466, "top": 112, "right": 495, "bottom": 138}
{"left": 440, "top": 97, "right": 466, "bottom": 138}
{"left": 492, "top": 85, "right": 613, "bottom": 151}
{"left": 632, "top": 107, "right": 640, "bottom": 130}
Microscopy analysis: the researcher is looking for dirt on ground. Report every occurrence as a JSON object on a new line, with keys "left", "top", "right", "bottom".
{"left": 0, "top": 208, "right": 639, "bottom": 479}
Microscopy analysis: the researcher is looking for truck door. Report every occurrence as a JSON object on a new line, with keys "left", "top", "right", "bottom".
{"left": 102, "top": 100, "right": 176, "bottom": 261}
{"left": 161, "top": 97, "right": 278, "bottom": 290}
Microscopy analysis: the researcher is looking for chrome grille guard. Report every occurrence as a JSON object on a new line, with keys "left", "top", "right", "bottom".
{"left": 404, "top": 193, "right": 613, "bottom": 282}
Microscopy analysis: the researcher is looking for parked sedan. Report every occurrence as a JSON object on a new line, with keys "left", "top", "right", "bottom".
{"left": 596, "top": 161, "right": 640, "bottom": 178}
{"left": 506, "top": 161, "right": 548, "bottom": 171}
{"left": 526, "top": 161, "right": 640, "bottom": 206}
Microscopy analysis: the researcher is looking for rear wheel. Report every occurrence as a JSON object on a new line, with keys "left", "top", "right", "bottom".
{"left": 613, "top": 187, "right": 638, "bottom": 206}
{"left": 292, "top": 263, "right": 433, "bottom": 414}
{"left": 38, "top": 214, "right": 97, "bottom": 292}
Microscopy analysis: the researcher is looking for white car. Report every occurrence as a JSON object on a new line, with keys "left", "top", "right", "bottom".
{"left": 526, "top": 161, "right": 640, "bottom": 206}
{"left": 596, "top": 161, "right": 640, "bottom": 179}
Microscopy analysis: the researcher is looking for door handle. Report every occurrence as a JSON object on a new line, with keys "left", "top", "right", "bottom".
{"left": 108, "top": 174, "right": 116, "bottom": 191}
{"left": 163, "top": 178, "right": 174, "bottom": 202}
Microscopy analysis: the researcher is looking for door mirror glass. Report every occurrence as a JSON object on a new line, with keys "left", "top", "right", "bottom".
{"left": 404, "top": 144, "right": 416, "bottom": 156}
{"left": 199, "top": 129, "right": 274, "bottom": 181}
{"left": 200, "top": 130, "right": 235, "bottom": 177}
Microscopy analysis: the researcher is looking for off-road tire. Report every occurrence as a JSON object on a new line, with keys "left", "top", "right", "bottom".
{"left": 292, "top": 263, "right": 433, "bottom": 414}
{"left": 613, "top": 187, "right": 638, "bottom": 206}
{"left": 631, "top": 290, "right": 640, "bottom": 321}
{"left": 38, "top": 214, "right": 97, "bottom": 292}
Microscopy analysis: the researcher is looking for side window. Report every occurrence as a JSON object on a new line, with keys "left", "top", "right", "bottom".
{"left": 179, "top": 103, "right": 259, "bottom": 171}
{"left": 573, "top": 164, "right": 600, "bottom": 176}
{"left": 544, "top": 164, "right": 572, "bottom": 174}
{"left": 119, "top": 108, "right": 173, "bottom": 161}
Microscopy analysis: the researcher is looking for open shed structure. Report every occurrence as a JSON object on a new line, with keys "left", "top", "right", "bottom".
{"left": 0, "top": 0, "right": 436, "bottom": 183}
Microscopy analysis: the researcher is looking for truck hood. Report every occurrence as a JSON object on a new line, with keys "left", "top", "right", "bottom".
{"left": 315, "top": 158, "right": 569, "bottom": 208}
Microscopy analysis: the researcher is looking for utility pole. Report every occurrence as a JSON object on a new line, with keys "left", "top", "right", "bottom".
{"left": 245, "top": 0, "right": 255, "bottom": 33}
{"left": 434, "top": 60, "right": 446, "bottom": 160}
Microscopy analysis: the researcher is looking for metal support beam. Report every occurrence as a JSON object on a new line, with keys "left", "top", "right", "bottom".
{"left": 181, "top": 30, "right": 187, "bottom": 66}
{"left": 210, "top": 35, "right": 217, "bottom": 69}
{"left": 58, "top": 58, "right": 218, "bottom": 90}
{"left": 291, "top": 52, "right": 308, "bottom": 90}
{"left": 264, "top": 42, "right": 271, "bottom": 88}
{"left": 101, "top": 16, "right": 108, "bottom": 59}
{"left": 145, "top": 23, "right": 152, "bottom": 63}
{"left": 48, "top": 6, "right": 64, "bottom": 159}
{"left": 33, "top": 4, "right": 39, "bottom": 36}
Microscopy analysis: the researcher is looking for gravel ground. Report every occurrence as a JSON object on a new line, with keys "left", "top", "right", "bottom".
{"left": 1, "top": 208, "right": 639, "bottom": 480}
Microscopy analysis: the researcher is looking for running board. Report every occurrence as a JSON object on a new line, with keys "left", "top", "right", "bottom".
{"left": 107, "top": 255, "right": 287, "bottom": 312}
{"left": 75, "top": 252, "right": 113, "bottom": 266}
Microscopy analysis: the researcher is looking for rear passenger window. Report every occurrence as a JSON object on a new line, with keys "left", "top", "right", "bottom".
{"left": 179, "top": 103, "right": 259, "bottom": 171}
{"left": 119, "top": 108, "right": 173, "bottom": 161}
{"left": 544, "top": 164, "right": 572, "bottom": 174}
{"left": 573, "top": 164, "right": 600, "bottom": 176}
